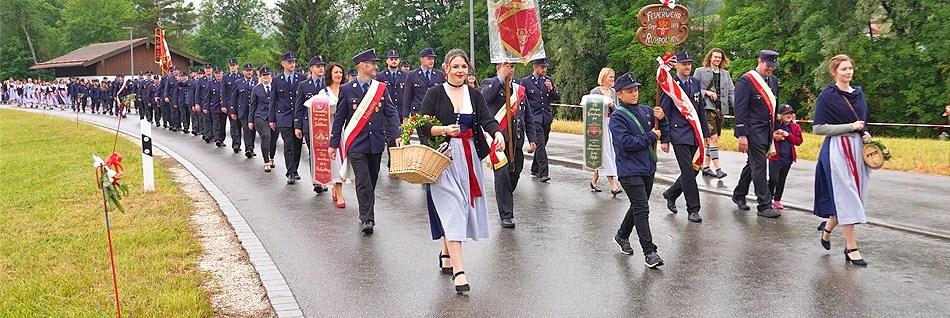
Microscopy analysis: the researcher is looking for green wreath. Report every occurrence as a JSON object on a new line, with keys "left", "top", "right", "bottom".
{"left": 865, "top": 139, "right": 892, "bottom": 161}
{"left": 400, "top": 114, "right": 445, "bottom": 149}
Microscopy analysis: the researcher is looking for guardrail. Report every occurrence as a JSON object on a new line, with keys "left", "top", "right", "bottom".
{"left": 551, "top": 103, "right": 950, "bottom": 129}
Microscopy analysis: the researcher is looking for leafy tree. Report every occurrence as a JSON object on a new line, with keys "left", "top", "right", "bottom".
{"left": 60, "top": 0, "right": 135, "bottom": 51}
{"left": 276, "top": 0, "right": 338, "bottom": 62}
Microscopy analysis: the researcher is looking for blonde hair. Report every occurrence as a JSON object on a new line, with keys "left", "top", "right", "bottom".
{"left": 702, "top": 48, "right": 730, "bottom": 68}
{"left": 597, "top": 67, "right": 614, "bottom": 86}
{"left": 829, "top": 54, "right": 854, "bottom": 77}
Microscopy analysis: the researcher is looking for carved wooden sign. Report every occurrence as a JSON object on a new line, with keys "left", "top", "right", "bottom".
{"left": 636, "top": 4, "right": 690, "bottom": 47}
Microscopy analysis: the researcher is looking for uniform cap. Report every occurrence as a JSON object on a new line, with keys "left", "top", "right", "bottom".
{"left": 759, "top": 49, "right": 780, "bottom": 67}
{"left": 614, "top": 72, "right": 643, "bottom": 91}
{"left": 281, "top": 51, "right": 298, "bottom": 61}
{"left": 259, "top": 67, "right": 273, "bottom": 76}
{"left": 308, "top": 55, "right": 326, "bottom": 66}
{"left": 228, "top": 58, "right": 238, "bottom": 65}
{"left": 352, "top": 49, "right": 381, "bottom": 65}
{"left": 674, "top": 50, "right": 693, "bottom": 63}
{"left": 532, "top": 58, "right": 550, "bottom": 66}
{"left": 387, "top": 50, "right": 399, "bottom": 58}
{"left": 779, "top": 104, "right": 795, "bottom": 114}
{"left": 418, "top": 48, "right": 437, "bottom": 58}
{"left": 243, "top": 63, "right": 254, "bottom": 70}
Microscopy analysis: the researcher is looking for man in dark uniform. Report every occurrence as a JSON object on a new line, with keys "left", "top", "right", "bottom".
{"left": 143, "top": 74, "right": 158, "bottom": 123}
{"left": 272, "top": 51, "right": 307, "bottom": 184}
{"left": 521, "top": 58, "right": 560, "bottom": 182}
{"left": 175, "top": 71, "right": 191, "bottom": 134}
{"left": 134, "top": 72, "right": 146, "bottom": 119}
{"left": 188, "top": 68, "right": 201, "bottom": 135}
{"left": 732, "top": 49, "right": 782, "bottom": 218}
{"left": 206, "top": 68, "right": 227, "bottom": 147}
{"left": 89, "top": 79, "right": 100, "bottom": 113}
{"left": 294, "top": 55, "right": 327, "bottom": 192}
{"left": 76, "top": 79, "right": 89, "bottom": 113}
{"left": 223, "top": 59, "right": 243, "bottom": 152}
{"left": 609, "top": 72, "right": 667, "bottom": 268}
{"left": 110, "top": 74, "right": 130, "bottom": 117}
{"left": 659, "top": 50, "right": 709, "bottom": 223}
{"left": 376, "top": 50, "right": 407, "bottom": 168}
{"left": 195, "top": 64, "right": 214, "bottom": 142}
{"left": 400, "top": 60, "right": 410, "bottom": 73}
{"left": 402, "top": 48, "right": 446, "bottom": 118}
{"left": 481, "top": 62, "right": 537, "bottom": 229}
{"left": 230, "top": 63, "right": 258, "bottom": 157}
{"left": 346, "top": 69, "right": 357, "bottom": 82}
{"left": 328, "top": 49, "right": 402, "bottom": 234}
{"left": 162, "top": 66, "right": 182, "bottom": 131}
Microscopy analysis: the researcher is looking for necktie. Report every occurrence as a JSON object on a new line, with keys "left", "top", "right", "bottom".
{"left": 425, "top": 71, "right": 430, "bottom": 81}
{"left": 265, "top": 86, "right": 269, "bottom": 95}
{"left": 315, "top": 79, "right": 321, "bottom": 88}
{"left": 361, "top": 82, "right": 369, "bottom": 93}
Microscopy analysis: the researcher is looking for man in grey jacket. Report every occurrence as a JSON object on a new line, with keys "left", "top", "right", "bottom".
{"left": 693, "top": 48, "right": 734, "bottom": 179}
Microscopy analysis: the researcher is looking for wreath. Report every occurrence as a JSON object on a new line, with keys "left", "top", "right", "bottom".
{"left": 400, "top": 114, "right": 445, "bottom": 149}
{"left": 120, "top": 93, "right": 137, "bottom": 108}
{"left": 865, "top": 139, "right": 892, "bottom": 161}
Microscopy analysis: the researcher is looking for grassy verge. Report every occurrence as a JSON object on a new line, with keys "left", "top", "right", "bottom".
{"left": 552, "top": 119, "right": 950, "bottom": 176}
{"left": 0, "top": 109, "right": 213, "bottom": 316}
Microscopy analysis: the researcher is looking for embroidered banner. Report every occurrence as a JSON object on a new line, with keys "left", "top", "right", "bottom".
{"left": 308, "top": 96, "right": 332, "bottom": 184}
{"left": 582, "top": 94, "right": 609, "bottom": 170}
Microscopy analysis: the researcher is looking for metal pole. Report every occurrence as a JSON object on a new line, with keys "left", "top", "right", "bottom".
{"left": 123, "top": 27, "right": 133, "bottom": 76}
{"left": 469, "top": 0, "right": 475, "bottom": 68}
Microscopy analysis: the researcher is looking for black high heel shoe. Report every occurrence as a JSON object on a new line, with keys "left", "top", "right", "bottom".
{"left": 844, "top": 248, "right": 868, "bottom": 266}
{"left": 817, "top": 221, "right": 832, "bottom": 250}
{"left": 590, "top": 182, "right": 602, "bottom": 192}
{"left": 453, "top": 271, "right": 470, "bottom": 293}
{"left": 611, "top": 188, "right": 623, "bottom": 197}
{"left": 439, "top": 253, "right": 452, "bottom": 274}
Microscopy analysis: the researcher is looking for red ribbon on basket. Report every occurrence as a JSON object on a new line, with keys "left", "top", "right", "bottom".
{"left": 456, "top": 129, "right": 482, "bottom": 207}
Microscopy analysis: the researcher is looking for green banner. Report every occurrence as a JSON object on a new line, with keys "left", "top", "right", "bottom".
{"left": 582, "top": 95, "right": 609, "bottom": 170}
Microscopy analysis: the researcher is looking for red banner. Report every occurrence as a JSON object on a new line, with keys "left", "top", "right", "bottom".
{"left": 154, "top": 26, "right": 173, "bottom": 75}
{"left": 309, "top": 97, "right": 332, "bottom": 184}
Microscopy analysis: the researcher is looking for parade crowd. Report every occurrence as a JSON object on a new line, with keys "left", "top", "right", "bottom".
{"left": 3, "top": 47, "right": 874, "bottom": 293}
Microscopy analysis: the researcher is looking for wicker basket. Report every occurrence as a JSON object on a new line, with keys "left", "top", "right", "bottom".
{"left": 389, "top": 145, "right": 452, "bottom": 184}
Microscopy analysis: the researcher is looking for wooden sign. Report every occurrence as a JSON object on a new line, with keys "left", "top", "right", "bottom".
{"left": 636, "top": 4, "right": 690, "bottom": 47}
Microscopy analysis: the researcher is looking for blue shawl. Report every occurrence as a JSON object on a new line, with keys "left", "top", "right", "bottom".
{"left": 813, "top": 84, "right": 869, "bottom": 132}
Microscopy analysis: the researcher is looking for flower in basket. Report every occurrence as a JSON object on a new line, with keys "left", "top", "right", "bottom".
{"left": 93, "top": 153, "right": 130, "bottom": 213}
{"left": 120, "top": 93, "right": 137, "bottom": 108}
{"left": 400, "top": 114, "right": 445, "bottom": 149}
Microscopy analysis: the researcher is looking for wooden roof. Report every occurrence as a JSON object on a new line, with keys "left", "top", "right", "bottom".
{"left": 31, "top": 37, "right": 206, "bottom": 70}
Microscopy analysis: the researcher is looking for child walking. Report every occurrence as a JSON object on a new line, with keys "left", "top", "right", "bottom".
{"left": 769, "top": 104, "right": 804, "bottom": 209}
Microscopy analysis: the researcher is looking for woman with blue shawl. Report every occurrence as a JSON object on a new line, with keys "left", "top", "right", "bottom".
{"left": 813, "top": 54, "right": 872, "bottom": 266}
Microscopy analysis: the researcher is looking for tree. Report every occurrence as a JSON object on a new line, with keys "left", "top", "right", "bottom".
{"left": 190, "top": 0, "right": 269, "bottom": 67}
{"left": 131, "top": 0, "right": 197, "bottom": 48}
{"left": 276, "top": 0, "right": 338, "bottom": 63}
{"left": 60, "top": 0, "right": 135, "bottom": 51}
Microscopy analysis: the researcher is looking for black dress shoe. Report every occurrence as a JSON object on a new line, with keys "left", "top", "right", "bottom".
{"left": 245, "top": 152, "right": 254, "bottom": 158}
{"left": 539, "top": 176, "right": 551, "bottom": 183}
{"left": 663, "top": 191, "right": 678, "bottom": 213}
{"left": 362, "top": 221, "right": 375, "bottom": 234}
{"left": 313, "top": 185, "right": 324, "bottom": 193}
{"left": 500, "top": 218, "right": 515, "bottom": 228}
{"left": 215, "top": 141, "right": 225, "bottom": 147}
{"left": 687, "top": 212, "right": 703, "bottom": 223}
{"left": 611, "top": 188, "right": 623, "bottom": 197}
{"left": 818, "top": 221, "right": 832, "bottom": 250}
{"left": 732, "top": 197, "right": 751, "bottom": 210}
{"left": 439, "top": 253, "right": 453, "bottom": 274}
{"left": 453, "top": 271, "right": 470, "bottom": 293}
{"left": 286, "top": 176, "right": 296, "bottom": 185}
{"left": 293, "top": 174, "right": 301, "bottom": 180}
{"left": 233, "top": 148, "right": 241, "bottom": 153}
{"left": 757, "top": 207, "right": 781, "bottom": 218}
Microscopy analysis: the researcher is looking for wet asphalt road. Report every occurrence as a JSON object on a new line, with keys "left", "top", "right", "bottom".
{"left": 13, "top": 107, "right": 950, "bottom": 316}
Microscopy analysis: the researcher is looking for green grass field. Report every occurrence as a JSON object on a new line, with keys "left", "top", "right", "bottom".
{"left": 552, "top": 119, "right": 950, "bottom": 176}
{"left": 0, "top": 109, "right": 213, "bottom": 316}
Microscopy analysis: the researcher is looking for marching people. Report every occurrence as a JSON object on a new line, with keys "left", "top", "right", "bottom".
{"left": 466, "top": 68, "right": 478, "bottom": 88}
{"left": 522, "top": 58, "right": 560, "bottom": 183}
{"left": 731, "top": 50, "right": 782, "bottom": 218}
{"left": 230, "top": 63, "right": 258, "bottom": 158}
{"left": 175, "top": 71, "right": 192, "bottom": 134}
{"left": 376, "top": 50, "right": 407, "bottom": 167}
{"left": 274, "top": 52, "right": 307, "bottom": 184}
{"left": 249, "top": 67, "right": 279, "bottom": 171}
{"left": 196, "top": 64, "right": 215, "bottom": 142}
{"left": 346, "top": 69, "right": 357, "bottom": 82}
{"left": 768, "top": 104, "right": 803, "bottom": 210}
{"left": 143, "top": 74, "right": 158, "bottom": 123}
{"left": 417, "top": 49, "right": 505, "bottom": 293}
{"left": 589, "top": 68, "right": 621, "bottom": 195}
{"left": 188, "top": 68, "right": 202, "bottom": 136}
{"left": 659, "top": 50, "right": 709, "bottom": 223}
{"left": 481, "top": 61, "right": 536, "bottom": 229}
{"left": 608, "top": 72, "right": 667, "bottom": 268}
{"left": 403, "top": 48, "right": 446, "bottom": 119}
{"left": 162, "top": 66, "right": 182, "bottom": 131}
{"left": 813, "top": 54, "right": 872, "bottom": 266}
{"left": 206, "top": 68, "right": 228, "bottom": 147}
{"left": 317, "top": 62, "right": 349, "bottom": 208}
{"left": 294, "top": 55, "right": 328, "bottom": 193}
{"left": 693, "top": 48, "right": 734, "bottom": 179}
{"left": 328, "top": 49, "right": 402, "bottom": 234}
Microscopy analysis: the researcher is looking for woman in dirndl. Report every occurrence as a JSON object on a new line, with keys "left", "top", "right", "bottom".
{"left": 317, "top": 62, "right": 351, "bottom": 208}
{"left": 589, "top": 67, "right": 623, "bottom": 196}
{"left": 813, "top": 54, "right": 872, "bottom": 266}
{"left": 417, "top": 49, "right": 504, "bottom": 294}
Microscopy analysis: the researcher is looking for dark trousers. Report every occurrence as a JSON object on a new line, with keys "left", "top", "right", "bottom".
{"left": 136, "top": 99, "right": 145, "bottom": 119}
{"left": 301, "top": 132, "right": 314, "bottom": 181}
{"left": 151, "top": 102, "right": 162, "bottom": 124}
{"left": 239, "top": 118, "right": 255, "bottom": 154}
{"left": 161, "top": 102, "right": 173, "bottom": 127}
{"left": 665, "top": 144, "right": 702, "bottom": 214}
{"left": 169, "top": 105, "right": 182, "bottom": 130}
{"left": 734, "top": 142, "right": 773, "bottom": 211}
{"left": 91, "top": 100, "right": 100, "bottom": 113}
{"left": 230, "top": 116, "right": 244, "bottom": 150}
{"left": 199, "top": 110, "right": 212, "bottom": 138}
{"left": 493, "top": 144, "right": 525, "bottom": 220}
{"left": 178, "top": 104, "right": 191, "bottom": 132}
{"left": 531, "top": 122, "right": 552, "bottom": 177}
{"left": 143, "top": 103, "right": 154, "bottom": 122}
{"left": 768, "top": 161, "right": 791, "bottom": 202}
{"left": 191, "top": 107, "right": 201, "bottom": 134}
{"left": 254, "top": 118, "right": 277, "bottom": 163}
{"left": 278, "top": 127, "right": 301, "bottom": 177}
{"left": 617, "top": 175, "right": 658, "bottom": 255}
{"left": 350, "top": 152, "right": 382, "bottom": 223}
{"left": 210, "top": 111, "right": 227, "bottom": 142}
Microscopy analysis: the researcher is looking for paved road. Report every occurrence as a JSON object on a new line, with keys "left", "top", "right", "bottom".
{"left": 11, "top": 106, "right": 950, "bottom": 316}
{"left": 541, "top": 132, "right": 950, "bottom": 238}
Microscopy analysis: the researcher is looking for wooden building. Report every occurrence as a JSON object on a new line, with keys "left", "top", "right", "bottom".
{"left": 30, "top": 37, "right": 206, "bottom": 79}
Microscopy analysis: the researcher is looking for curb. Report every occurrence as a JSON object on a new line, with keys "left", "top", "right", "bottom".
{"left": 77, "top": 118, "right": 305, "bottom": 318}
{"left": 527, "top": 153, "right": 950, "bottom": 241}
